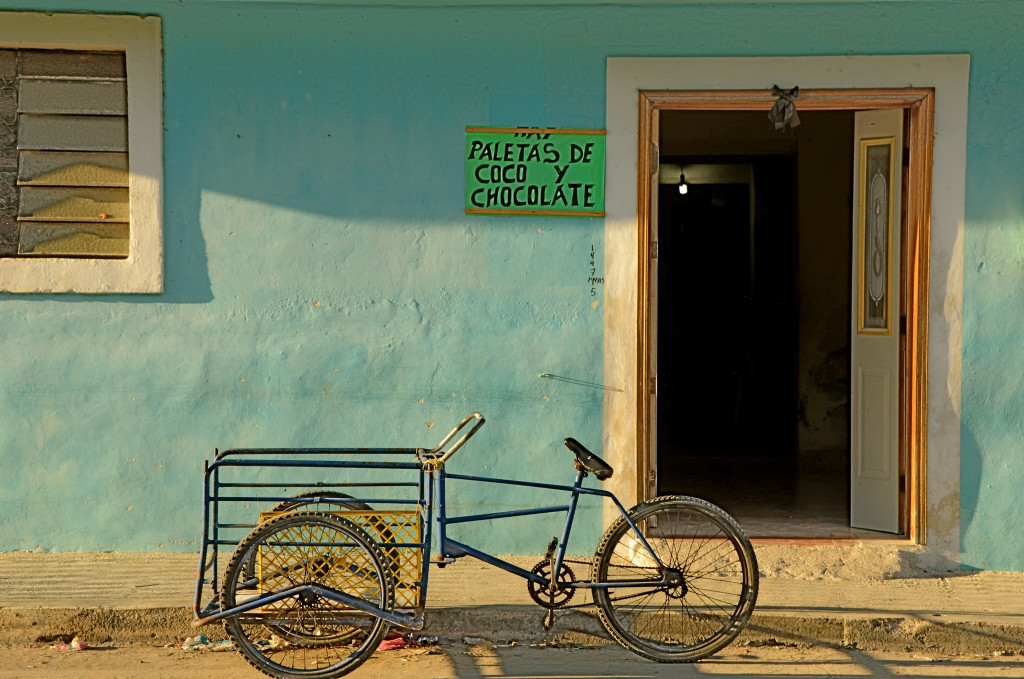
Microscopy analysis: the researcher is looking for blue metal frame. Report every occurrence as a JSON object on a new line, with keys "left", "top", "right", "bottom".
{"left": 435, "top": 467, "right": 664, "bottom": 590}
{"left": 191, "top": 413, "right": 670, "bottom": 631}
{"left": 192, "top": 450, "right": 430, "bottom": 628}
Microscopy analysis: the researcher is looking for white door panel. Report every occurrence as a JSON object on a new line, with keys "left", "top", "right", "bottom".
{"left": 855, "top": 367, "right": 892, "bottom": 479}
{"left": 850, "top": 108, "right": 902, "bottom": 533}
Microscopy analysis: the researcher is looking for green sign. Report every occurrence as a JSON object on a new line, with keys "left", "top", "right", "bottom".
{"left": 465, "top": 127, "right": 606, "bottom": 217}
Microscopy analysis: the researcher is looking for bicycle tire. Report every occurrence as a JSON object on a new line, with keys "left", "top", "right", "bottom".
{"left": 268, "top": 491, "right": 373, "bottom": 514}
{"left": 591, "top": 495, "right": 758, "bottom": 663}
{"left": 221, "top": 511, "right": 395, "bottom": 679}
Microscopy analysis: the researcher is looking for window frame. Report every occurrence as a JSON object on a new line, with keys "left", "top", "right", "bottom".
{"left": 0, "top": 12, "right": 163, "bottom": 293}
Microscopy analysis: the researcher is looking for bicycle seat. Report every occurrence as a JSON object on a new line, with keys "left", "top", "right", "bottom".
{"left": 563, "top": 438, "right": 613, "bottom": 480}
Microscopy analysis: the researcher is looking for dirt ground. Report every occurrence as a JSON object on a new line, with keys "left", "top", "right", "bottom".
{"left": 2, "top": 641, "right": 1024, "bottom": 679}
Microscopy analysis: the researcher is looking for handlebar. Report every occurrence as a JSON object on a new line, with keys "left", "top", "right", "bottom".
{"left": 423, "top": 412, "right": 485, "bottom": 464}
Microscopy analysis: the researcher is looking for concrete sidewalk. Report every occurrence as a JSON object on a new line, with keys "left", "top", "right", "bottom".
{"left": 1, "top": 552, "right": 1023, "bottom": 654}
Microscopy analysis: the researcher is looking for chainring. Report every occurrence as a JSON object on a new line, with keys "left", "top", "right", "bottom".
{"left": 527, "top": 560, "right": 576, "bottom": 609}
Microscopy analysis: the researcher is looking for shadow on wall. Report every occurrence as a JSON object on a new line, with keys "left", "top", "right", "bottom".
{"left": 958, "top": 422, "right": 983, "bottom": 569}
{"left": 0, "top": 119, "right": 214, "bottom": 305}
{"left": 5, "top": 4, "right": 614, "bottom": 305}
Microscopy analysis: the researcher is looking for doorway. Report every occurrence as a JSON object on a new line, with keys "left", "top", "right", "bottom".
{"left": 626, "top": 88, "right": 934, "bottom": 543}
{"left": 603, "top": 55, "right": 969, "bottom": 552}
{"left": 654, "top": 111, "right": 856, "bottom": 537}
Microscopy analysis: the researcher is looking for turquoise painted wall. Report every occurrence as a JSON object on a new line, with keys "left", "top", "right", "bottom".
{"left": 0, "top": 0, "right": 1021, "bottom": 569}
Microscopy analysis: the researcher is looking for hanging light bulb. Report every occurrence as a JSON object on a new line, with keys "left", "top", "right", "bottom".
{"left": 678, "top": 173, "right": 688, "bottom": 195}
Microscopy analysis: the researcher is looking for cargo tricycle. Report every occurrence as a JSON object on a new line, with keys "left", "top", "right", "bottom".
{"left": 192, "top": 413, "right": 758, "bottom": 678}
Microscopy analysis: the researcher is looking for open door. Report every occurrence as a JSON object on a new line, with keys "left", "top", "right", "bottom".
{"left": 850, "top": 108, "right": 903, "bottom": 533}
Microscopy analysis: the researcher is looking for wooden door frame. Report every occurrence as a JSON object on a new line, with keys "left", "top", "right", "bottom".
{"left": 635, "top": 88, "right": 934, "bottom": 543}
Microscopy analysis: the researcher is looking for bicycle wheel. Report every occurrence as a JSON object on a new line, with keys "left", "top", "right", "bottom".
{"left": 591, "top": 495, "right": 758, "bottom": 662}
{"left": 264, "top": 491, "right": 404, "bottom": 606}
{"left": 221, "top": 511, "right": 395, "bottom": 679}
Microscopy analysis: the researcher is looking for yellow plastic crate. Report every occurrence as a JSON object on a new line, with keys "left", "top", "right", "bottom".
{"left": 256, "top": 510, "right": 423, "bottom": 610}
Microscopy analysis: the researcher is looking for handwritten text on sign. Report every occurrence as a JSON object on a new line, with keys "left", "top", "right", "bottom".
{"left": 465, "top": 127, "right": 606, "bottom": 217}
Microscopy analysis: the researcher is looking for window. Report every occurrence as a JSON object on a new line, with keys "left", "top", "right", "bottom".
{"left": 2, "top": 49, "right": 130, "bottom": 258}
{"left": 0, "top": 12, "right": 162, "bottom": 293}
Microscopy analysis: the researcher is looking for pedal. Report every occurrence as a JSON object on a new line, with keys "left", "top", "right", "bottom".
{"left": 544, "top": 537, "right": 558, "bottom": 561}
{"left": 542, "top": 609, "right": 555, "bottom": 631}
{"left": 430, "top": 556, "right": 457, "bottom": 567}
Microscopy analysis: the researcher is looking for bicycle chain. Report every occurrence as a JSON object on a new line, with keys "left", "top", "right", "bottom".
{"left": 540, "top": 558, "right": 665, "bottom": 610}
